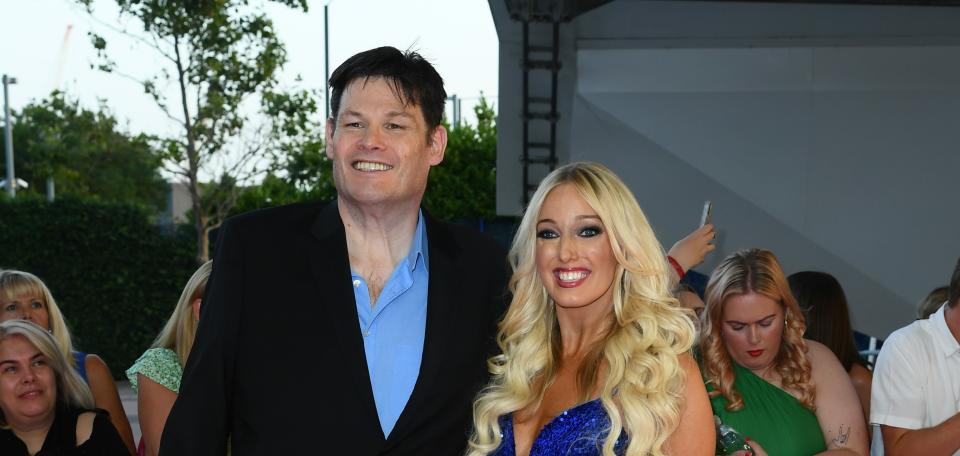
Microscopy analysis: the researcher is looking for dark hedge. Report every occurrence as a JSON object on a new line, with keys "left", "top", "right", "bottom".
{"left": 0, "top": 197, "right": 197, "bottom": 378}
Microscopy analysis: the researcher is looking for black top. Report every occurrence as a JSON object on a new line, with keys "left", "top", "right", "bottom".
{"left": 0, "top": 402, "right": 129, "bottom": 455}
{"left": 161, "top": 201, "right": 511, "bottom": 455}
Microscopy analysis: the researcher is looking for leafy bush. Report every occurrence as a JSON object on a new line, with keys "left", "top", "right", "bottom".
{"left": 0, "top": 197, "right": 197, "bottom": 378}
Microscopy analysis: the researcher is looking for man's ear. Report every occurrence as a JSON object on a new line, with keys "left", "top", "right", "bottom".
{"left": 428, "top": 124, "right": 447, "bottom": 166}
{"left": 325, "top": 117, "right": 335, "bottom": 160}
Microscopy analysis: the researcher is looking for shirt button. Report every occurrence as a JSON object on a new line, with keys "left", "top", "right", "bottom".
{"left": 353, "top": 279, "right": 361, "bottom": 288}
{"left": 363, "top": 331, "right": 370, "bottom": 337}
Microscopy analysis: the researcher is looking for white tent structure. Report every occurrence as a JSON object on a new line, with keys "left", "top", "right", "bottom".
{"left": 489, "top": 0, "right": 960, "bottom": 338}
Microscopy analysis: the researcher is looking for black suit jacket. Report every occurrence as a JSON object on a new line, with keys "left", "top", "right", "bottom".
{"left": 159, "top": 201, "right": 510, "bottom": 455}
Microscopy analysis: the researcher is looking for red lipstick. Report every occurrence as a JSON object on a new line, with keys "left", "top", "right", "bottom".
{"left": 747, "top": 349, "right": 764, "bottom": 358}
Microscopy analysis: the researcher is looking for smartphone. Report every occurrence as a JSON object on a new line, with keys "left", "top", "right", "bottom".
{"left": 700, "top": 200, "right": 713, "bottom": 227}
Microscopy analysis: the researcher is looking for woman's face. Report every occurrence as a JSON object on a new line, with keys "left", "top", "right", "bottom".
{"left": 535, "top": 184, "right": 618, "bottom": 311}
{"left": 678, "top": 290, "right": 706, "bottom": 332}
{"left": 720, "top": 292, "right": 785, "bottom": 373}
{"left": 0, "top": 335, "right": 57, "bottom": 429}
{"left": 0, "top": 293, "right": 51, "bottom": 331}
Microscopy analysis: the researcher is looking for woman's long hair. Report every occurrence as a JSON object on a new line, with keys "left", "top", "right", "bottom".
{"left": 789, "top": 271, "right": 867, "bottom": 372}
{"left": 0, "top": 270, "right": 77, "bottom": 367}
{"left": 151, "top": 261, "right": 212, "bottom": 367}
{"left": 0, "top": 320, "right": 94, "bottom": 428}
{"left": 700, "top": 249, "right": 815, "bottom": 412}
{"left": 468, "top": 162, "right": 696, "bottom": 456}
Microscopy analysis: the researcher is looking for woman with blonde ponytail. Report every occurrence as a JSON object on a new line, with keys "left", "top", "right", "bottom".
{"left": 126, "top": 261, "right": 212, "bottom": 456}
{"left": 700, "top": 249, "right": 869, "bottom": 456}
{"left": 467, "top": 162, "right": 713, "bottom": 456}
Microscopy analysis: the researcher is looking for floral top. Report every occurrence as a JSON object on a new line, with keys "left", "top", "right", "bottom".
{"left": 125, "top": 347, "right": 183, "bottom": 393}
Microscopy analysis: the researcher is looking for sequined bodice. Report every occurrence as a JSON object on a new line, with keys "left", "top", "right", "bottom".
{"left": 492, "top": 399, "right": 626, "bottom": 456}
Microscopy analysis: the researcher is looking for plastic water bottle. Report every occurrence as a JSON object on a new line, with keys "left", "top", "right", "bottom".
{"left": 716, "top": 422, "right": 754, "bottom": 455}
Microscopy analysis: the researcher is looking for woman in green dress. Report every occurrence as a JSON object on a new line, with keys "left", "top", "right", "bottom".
{"left": 700, "top": 249, "right": 868, "bottom": 456}
{"left": 126, "top": 261, "right": 212, "bottom": 456}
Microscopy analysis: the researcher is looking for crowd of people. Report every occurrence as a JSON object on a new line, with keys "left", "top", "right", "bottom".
{"left": 0, "top": 46, "right": 957, "bottom": 456}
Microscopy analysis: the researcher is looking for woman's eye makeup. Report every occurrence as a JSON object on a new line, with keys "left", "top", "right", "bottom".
{"left": 578, "top": 225, "right": 603, "bottom": 237}
{"left": 536, "top": 229, "right": 559, "bottom": 239}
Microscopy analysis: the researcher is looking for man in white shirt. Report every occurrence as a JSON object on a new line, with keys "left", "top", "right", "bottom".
{"left": 871, "top": 257, "right": 960, "bottom": 456}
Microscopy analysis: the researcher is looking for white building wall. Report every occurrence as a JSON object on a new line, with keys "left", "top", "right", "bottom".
{"left": 491, "top": 0, "right": 960, "bottom": 337}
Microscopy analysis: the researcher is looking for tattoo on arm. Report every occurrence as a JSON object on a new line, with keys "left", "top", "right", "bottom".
{"left": 831, "top": 424, "right": 850, "bottom": 447}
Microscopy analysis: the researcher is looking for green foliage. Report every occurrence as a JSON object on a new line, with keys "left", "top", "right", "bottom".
{"left": 80, "top": 0, "right": 319, "bottom": 261}
{"left": 227, "top": 86, "right": 333, "bottom": 216}
{"left": 231, "top": 96, "right": 499, "bottom": 222}
{"left": 0, "top": 91, "right": 167, "bottom": 211}
{"left": 0, "top": 197, "right": 197, "bottom": 378}
{"left": 423, "top": 97, "right": 498, "bottom": 221}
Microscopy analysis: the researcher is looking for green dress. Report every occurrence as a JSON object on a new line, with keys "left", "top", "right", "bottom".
{"left": 126, "top": 347, "right": 183, "bottom": 393}
{"left": 711, "top": 363, "right": 826, "bottom": 456}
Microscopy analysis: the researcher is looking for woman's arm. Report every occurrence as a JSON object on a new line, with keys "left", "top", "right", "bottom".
{"left": 848, "top": 363, "right": 872, "bottom": 430}
{"left": 667, "top": 224, "right": 716, "bottom": 280}
{"left": 137, "top": 373, "right": 178, "bottom": 456}
{"left": 86, "top": 354, "right": 136, "bottom": 455}
{"left": 664, "top": 353, "right": 715, "bottom": 455}
{"left": 806, "top": 341, "right": 869, "bottom": 456}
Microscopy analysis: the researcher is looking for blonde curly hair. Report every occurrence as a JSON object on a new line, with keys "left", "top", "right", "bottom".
{"left": 467, "top": 162, "right": 695, "bottom": 456}
{"left": 700, "top": 248, "right": 815, "bottom": 412}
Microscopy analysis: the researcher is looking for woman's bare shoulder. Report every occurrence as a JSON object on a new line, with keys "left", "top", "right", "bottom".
{"left": 75, "top": 411, "right": 97, "bottom": 445}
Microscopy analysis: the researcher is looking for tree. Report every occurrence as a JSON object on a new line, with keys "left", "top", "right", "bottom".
{"left": 79, "top": 0, "right": 316, "bottom": 262}
{"left": 0, "top": 91, "right": 167, "bottom": 211}
{"left": 231, "top": 96, "right": 499, "bottom": 222}
{"left": 423, "top": 97, "right": 498, "bottom": 221}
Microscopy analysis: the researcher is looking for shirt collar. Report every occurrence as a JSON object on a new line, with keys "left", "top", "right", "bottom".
{"left": 929, "top": 304, "right": 960, "bottom": 358}
{"left": 405, "top": 210, "right": 429, "bottom": 274}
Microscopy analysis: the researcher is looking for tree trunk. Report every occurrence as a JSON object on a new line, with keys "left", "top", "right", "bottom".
{"left": 174, "top": 32, "right": 207, "bottom": 263}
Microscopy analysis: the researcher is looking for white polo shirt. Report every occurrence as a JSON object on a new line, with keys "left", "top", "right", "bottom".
{"left": 871, "top": 304, "right": 960, "bottom": 455}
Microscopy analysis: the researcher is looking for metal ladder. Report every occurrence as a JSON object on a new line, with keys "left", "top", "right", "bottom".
{"left": 521, "top": 19, "right": 561, "bottom": 206}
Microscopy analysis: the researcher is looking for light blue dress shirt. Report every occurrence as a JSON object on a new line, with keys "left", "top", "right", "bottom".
{"left": 351, "top": 211, "right": 429, "bottom": 438}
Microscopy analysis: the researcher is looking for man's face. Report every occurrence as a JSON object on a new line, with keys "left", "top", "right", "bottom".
{"left": 326, "top": 77, "right": 446, "bottom": 210}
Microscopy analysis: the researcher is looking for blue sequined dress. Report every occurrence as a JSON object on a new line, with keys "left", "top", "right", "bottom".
{"left": 491, "top": 399, "right": 626, "bottom": 455}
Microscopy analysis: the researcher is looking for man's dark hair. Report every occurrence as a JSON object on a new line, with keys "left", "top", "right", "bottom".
{"left": 328, "top": 46, "right": 446, "bottom": 131}
{"left": 949, "top": 256, "right": 960, "bottom": 308}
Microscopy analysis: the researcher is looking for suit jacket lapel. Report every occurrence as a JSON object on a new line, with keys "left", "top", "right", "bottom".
{"left": 385, "top": 212, "right": 462, "bottom": 446}
{"left": 307, "top": 201, "right": 385, "bottom": 442}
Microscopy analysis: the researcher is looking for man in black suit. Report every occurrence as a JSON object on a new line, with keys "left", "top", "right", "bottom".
{"left": 159, "top": 47, "right": 510, "bottom": 455}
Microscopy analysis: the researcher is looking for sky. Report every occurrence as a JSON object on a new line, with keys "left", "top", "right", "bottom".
{"left": 0, "top": 0, "right": 500, "bottom": 138}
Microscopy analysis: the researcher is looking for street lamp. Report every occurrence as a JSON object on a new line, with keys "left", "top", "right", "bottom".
{"left": 324, "top": 1, "right": 332, "bottom": 121}
{"left": 3, "top": 74, "right": 17, "bottom": 197}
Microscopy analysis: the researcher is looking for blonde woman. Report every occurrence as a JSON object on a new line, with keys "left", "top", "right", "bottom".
{"left": 468, "top": 162, "right": 713, "bottom": 456}
{"left": 126, "top": 261, "right": 211, "bottom": 456}
{"left": 0, "top": 320, "right": 130, "bottom": 454}
{"left": 0, "top": 269, "right": 135, "bottom": 454}
{"left": 700, "top": 249, "right": 869, "bottom": 456}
